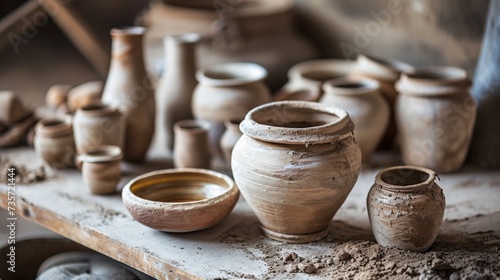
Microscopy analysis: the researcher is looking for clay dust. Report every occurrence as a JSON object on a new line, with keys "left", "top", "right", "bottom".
{"left": 0, "top": 156, "right": 47, "bottom": 184}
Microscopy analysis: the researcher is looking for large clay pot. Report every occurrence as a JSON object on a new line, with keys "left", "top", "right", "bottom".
{"left": 78, "top": 145, "right": 122, "bottom": 195}
{"left": 192, "top": 62, "right": 271, "bottom": 156}
{"left": 156, "top": 33, "right": 200, "bottom": 150}
{"left": 395, "top": 67, "right": 476, "bottom": 173}
{"left": 232, "top": 101, "right": 362, "bottom": 243}
{"left": 73, "top": 103, "right": 124, "bottom": 155}
{"left": 34, "top": 118, "right": 76, "bottom": 168}
{"left": 367, "top": 166, "right": 445, "bottom": 252}
{"left": 101, "top": 27, "right": 155, "bottom": 162}
{"left": 320, "top": 77, "right": 390, "bottom": 162}
{"left": 468, "top": 0, "right": 500, "bottom": 168}
{"left": 141, "top": 0, "right": 319, "bottom": 90}
{"left": 173, "top": 119, "right": 211, "bottom": 169}
{"left": 275, "top": 59, "right": 354, "bottom": 102}
{"left": 350, "top": 54, "right": 414, "bottom": 150}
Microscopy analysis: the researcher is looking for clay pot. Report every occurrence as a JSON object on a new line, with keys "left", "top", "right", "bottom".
{"left": 220, "top": 119, "right": 243, "bottom": 172}
{"left": 67, "top": 81, "right": 103, "bottom": 112}
{"left": 102, "top": 26, "right": 156, "bottom": 162}
{"left": 78, "top": 145, "right": 122, "bottom": 195}
{"left": 73, "top": 103, "right": 124, "bottom": 155}
{"left": 395, "top": 67, "right": 476, "bottom": 173}
{"left": 0, "top": 91, "right": 29, "bottom": 124}
{"left": 320, "top": 77, "right": 390, "bottom": 162}
{"left": 34, "top": 117, "right": 76, "bottom": 168}
{"left": 367, "top": 166, "right": 446, "bottom": 252}
{"left": 46, "top": 84, "right": 71, "bottom": 108}
{"left": 156, "top": 33, "right": 200, "bottom": 150}
{"left": 232, "top": 101, "right": 362, "bottom": 243}
{"left": 141, "top": 0, "right": 319, "bottom": 90}
{"left": 350, "top": 54, "right": 414, "bottom": 150}
{"left": 122, "top": 168, "right": 239, "bottom": 232}
{"left": 173, "top": 119, "right": 211, "bottom": 169}
{"left": 192, "top": 62, "right": 271, "bottom": 156}
{"left": 275, "top": 59, "right": 354, "bottom": 102}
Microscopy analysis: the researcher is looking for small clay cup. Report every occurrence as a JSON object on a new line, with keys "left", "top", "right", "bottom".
{"left": 367, "top": 166, "right": 446, "bottom": 252}
{"left": 173, "top": 119, "right": 211, "bottom": 169}
{"left": 219, "top": 119, "right": 243, "bottom": 172}
{"left": 78, "top": 145, "right": 122, "bottom": 195}
{"left": 34, "top": 117, "right": 76, "bottom": 168}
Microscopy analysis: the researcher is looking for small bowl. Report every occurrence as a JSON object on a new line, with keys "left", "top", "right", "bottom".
{"left": 122, "top": 168, "right": 239, "bottom": 232}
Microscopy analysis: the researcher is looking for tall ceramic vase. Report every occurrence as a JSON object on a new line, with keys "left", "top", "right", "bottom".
{"left": 350, "top": 54, "right": 414, "bottom": 150}
{"left": 395, "top": 67, "right": 476, "bottom": 173}
{"left": 101, "top": 26, "right": 155, "bottom": 162}
{"left": 156, "top": 33, "right": 200, "bottom": 150}
{"left": 320, "top": 77, "right": 389, "bottom": 162}
{"left": 232, "top": 101, "right": 362, "bottom": 243}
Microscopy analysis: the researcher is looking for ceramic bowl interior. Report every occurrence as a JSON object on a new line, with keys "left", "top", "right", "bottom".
{"left": 252, "top": 104, "right": 339, "bottom": 129}
{"left": 377, "top": 166, "right": 435, "bottom": 192}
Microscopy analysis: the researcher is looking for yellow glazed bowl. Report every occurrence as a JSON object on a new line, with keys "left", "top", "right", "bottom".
{"left": 122, "top": 168, "right": 239, "bottom": 232}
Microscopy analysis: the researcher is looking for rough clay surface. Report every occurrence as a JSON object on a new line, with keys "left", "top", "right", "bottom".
{"left": 0, "top": 156, "right": 47, "bottom": 184}
{"left": 215, "top": 216, "right": 500, "bottom": 279}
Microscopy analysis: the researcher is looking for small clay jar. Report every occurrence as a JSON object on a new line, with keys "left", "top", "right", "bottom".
{"left": 219, "top": 119, "right": 243, "bottom": 172}
{"left": 367, "top": 166, "right": 446, "bottom": 252}
{"left": 173, "top": 119, "right": 211, "bottom": 169}
{"left": 395, "top": 67, "right": 476, "bottom": 173}
{"left": 350, "top": 54, "right": 414, "bottom": 150}
{"left": 73, "top": 103, "right": 124, "bottom": 155}
{"left": 232, "top": 101, "right": 362, "bottom": 243}
{"left": 320, "top": 77, "right": 390, "bottom": 162}
{"left": 192, "top": 62, "right": 271, "bottom": 156}
{"left": 34, "top": 117, "right": 76, "bottom": 168}
{"left": 78, "top": 145, "right": 122, "bottom": 195}
{"left": 275, "top": 59, "right": 354, "bottom": 101}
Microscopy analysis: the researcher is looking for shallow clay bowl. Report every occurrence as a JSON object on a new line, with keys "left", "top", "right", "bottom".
{"left": 122, "top": 168, "right": 239, "bottom": 232}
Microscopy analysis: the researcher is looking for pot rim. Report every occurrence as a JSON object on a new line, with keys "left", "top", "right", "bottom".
{"left": 196, "top": 62, "right": 267, "bottom": 86}
{"left": 110, "top": 26, "right": 146, "bottom": 36}
{"left": 288, "top": 59, "right": 354, "bottom": 81}
{"left": 240, "top": 100, "right": 354, "bottom": 144}
{"left": 353, "top": 54, "right": 414, "bottom": 82}
{"left": 174, "top": 119, "right": 211, "bottom": 134}
{"left": 76, "top": 102, "right": 120, "bottom": 116}
{"left": 122, "top": 168, "right": 238, "bottom": 208}
{"left": 375, "top": 165, "right": 436, "bottom": 192}
{"left": 35, "top": 117, "right": 72, "bottom": 138}
{"left": 396, "top": 66, "right": 471, "bottom": 96}
{"left": 163, "top": 33, "right": 201, "bottom": 44}
{"left": 78, "top": 145, "right": 123, "bottom": 163}
{"left": 322, "top": 77, "right": 380, "bottom": 96}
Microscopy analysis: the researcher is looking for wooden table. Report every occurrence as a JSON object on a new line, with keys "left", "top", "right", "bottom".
{"left": 1, "top": 147, "right": 499, "bottom": 279}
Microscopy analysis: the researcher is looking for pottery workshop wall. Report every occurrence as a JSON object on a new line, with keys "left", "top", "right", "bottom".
{"left": 294, "top": 0, "right": 489, "bottom": 76}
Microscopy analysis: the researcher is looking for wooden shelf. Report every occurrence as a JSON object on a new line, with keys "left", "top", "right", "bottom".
{"left": 1, "top": 147, "right": 499, "bottom": 279}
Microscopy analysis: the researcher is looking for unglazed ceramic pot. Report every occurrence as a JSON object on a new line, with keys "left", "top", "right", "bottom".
{"left": 67, "top": 81, "right": 103, "bottom": 113}
{"left": 220, "top": 119, "right": 243, "bottom": 172}
{"left": 73, "top": 103, "right": 125, "bottom": 155}
{"left": 320, "top": 77, "right": 390, "bottom": 162}
{"left": 350, "top": 54, "right": 414, "bottom": 150}
{"left": 34, "top": 118, "right": 76, "bottom": 168}
{"left": 395, "top": 67, "right": 476, "bottom": 173}
{"left": 232, "top": 101, "right": 362, "bottom": 243}
{"left": 156, "top": 33, "right": 200, "bottom": 150}
{"left": 122, "top": 168, "right": 239, "bottom": 232}
{"left": 367, "top": 166, "right": 446, "bottom": 252}
{"left": 192, "top": 62, "right": 271, "bottom": 155}
{"left": 274, "top": 59, "right": 354, "bottom": 102}
{"left": 78, "top": 145, "right": 122, "bottom": 195}
{"left": 102, "top": 27, "right": 155, "bottom": 162}
{"left": 173, "top": 119, "right": 211, "bottom": 169}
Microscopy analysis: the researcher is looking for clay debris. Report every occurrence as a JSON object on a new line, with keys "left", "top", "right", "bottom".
{"left": 0, "top": 156, "right": 47, "bottom": 184}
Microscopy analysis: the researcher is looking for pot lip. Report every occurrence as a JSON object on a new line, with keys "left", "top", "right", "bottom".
{"left": 174, "top": 119, "right": 211, "bottom": 134}
{"left": 240, "top": 100, "right": 354, "bottom": 144}
{"left": 375, "top": 165, "right": 436, "bottom": 192}
{"left": 353, "top": 54, "right": 414, "bottom": 81}
{"left": 122, "top": 168, "right": 238, "bottom": 208}
{"left": 322, "top": 77, "right": 380, "bottom": 96}
{"left": 274, "top": 88, "right": 321, "bottom": 102}
{"left": 396, "top": 67, "right": 471, "bottom": 96}
{"left": 288, "top": 59, "right": 354, "bottom": 80}
{"left": 196, "top": 62, "right": 267, "bottom": 86}
{"left": 111, "top": 26, "right": 146, "bottom": 36}
{"left": 224, "top": 119, "right": 242, "bottom": 131}
{"left": 76, "top": 102, "right": 120, "bottom": 116}
{"left": 35, "top": 117, "right": 72, "bottom": 138}
{"left": 78, "top": 145, "right": 123, "bottom": 163}
{"left": 163, "top": 33, "right": 201, "bottom": 44}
